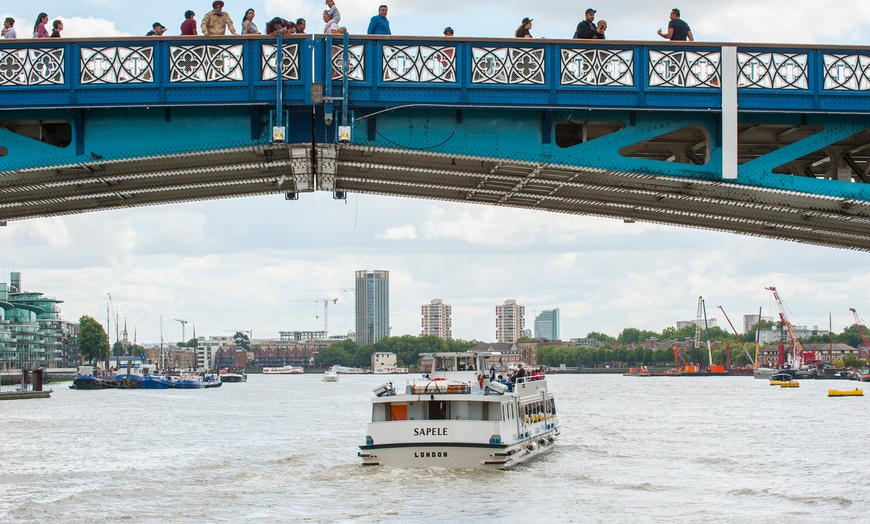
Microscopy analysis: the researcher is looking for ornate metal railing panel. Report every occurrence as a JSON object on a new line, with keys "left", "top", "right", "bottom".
{"left": 80, "top": 46, "right": 154, "bottom": 84}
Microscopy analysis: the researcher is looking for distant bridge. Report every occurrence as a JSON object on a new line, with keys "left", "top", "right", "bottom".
{"left": 2, "top": 35, "right": 870, "bottom": 250}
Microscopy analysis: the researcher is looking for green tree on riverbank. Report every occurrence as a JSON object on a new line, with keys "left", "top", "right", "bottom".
{"left": 79, "top": 315, "right": 109, "bottom": 364}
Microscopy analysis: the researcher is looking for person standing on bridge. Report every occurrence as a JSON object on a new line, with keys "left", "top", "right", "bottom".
{"left": 2, "top": 18, "right": 16, "bottom": 39}
{"left": 296, "top": 18, "right": 307, "bottom": 34}
{"left": 657, "top": 8, "right": 693, "bottom": 41}
{"left": 181, "top": 10, "right": 198, "bottom": 35}
{"left": 367, "top": 5, "right": 391, "bottom": 35}
{"left": 146, "top": 22, "right": 166, "bottom": 36}
{"left": 202, "top": 1, "right": 238, "bottom": 36}
{"left": 50, "top": 20, "right": 63, "bottom": 38}
{"left": 32, "top": 13, "right": 49, "bottom": 38}
{"left": 574, "top": 8, "right": 604, "bottom": 39}
{"left": 241, "top": 8, "right": 259, "bottom": 34}
{"left": 515, "top": 17, "right": 533, "bottom": 38}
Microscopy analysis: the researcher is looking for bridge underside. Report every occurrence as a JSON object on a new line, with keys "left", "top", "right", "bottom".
{"left": 3, "top": 106, "right": 870, "bottom": 250}
{"left": 3, "top": 142, "right": 870, "bottom": 251}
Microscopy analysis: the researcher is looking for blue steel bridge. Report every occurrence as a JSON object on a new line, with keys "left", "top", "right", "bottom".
{"left": 2, "top": 35, "right": 870, "bottom": 250}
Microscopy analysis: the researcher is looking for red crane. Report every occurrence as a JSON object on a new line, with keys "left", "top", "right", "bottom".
{"left": 849, "top": 307, "right": 870, "bottom": 354}
{"left": 672, "top": 344, "right": 688, "bottom": 369}
{"left": 765, "top": 286, "right": 813, "bottom": 368}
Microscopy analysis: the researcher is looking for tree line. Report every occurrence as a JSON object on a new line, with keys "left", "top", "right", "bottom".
{"left": 76, "top": 313, "right": 869, "bottom": 369}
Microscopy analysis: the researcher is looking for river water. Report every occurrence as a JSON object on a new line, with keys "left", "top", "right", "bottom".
{"left": 1, "top": 374, "right": 867, "bottom": 523}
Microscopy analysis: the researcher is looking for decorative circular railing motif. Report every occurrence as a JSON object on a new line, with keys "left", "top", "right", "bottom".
{"left": 261, "top": 43, "right": 300, "bottom": 81}
{"left": 382, "top": 45, "right": 456, "bottom": 82}
{"left": 81, "top": 46, "right": 154, "bottom": 84}
{"left": 649, "top": 50, "right": 720, "bottom": 88}
{"left": 0, "top": 48, "right": 64, "bottom": 86}
{"left": 561, "top": 48, "right": 634, "bottom": 86}
{"left": 169, "top": 44, "right": 243, "bottom": 82}
{"left": 823, "top": 54, "right": 870, "bottom": 91}
{"left": 737, "top": 52, "right": 807, "bottom": 89}
{"left": 331, "top": 44, "right": 365, "bottom": 81}
{"left": 472, "top": 47, "right": 546, "bottom": 85}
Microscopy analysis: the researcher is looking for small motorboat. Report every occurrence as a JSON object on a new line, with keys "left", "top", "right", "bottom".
{"left": 322, "top": 370, "right": 339, "bottom": 382}
{"left": 828, "top": 388, "right": 863, "bottom": 397}
{"left": 769, "top": 373, "right": 795, "bottom": 386}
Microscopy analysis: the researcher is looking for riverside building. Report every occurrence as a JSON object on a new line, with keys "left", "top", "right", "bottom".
{"left": 496, "top": 299, "right": 525, "bottom": 343}
{"left": 421, "top": 298, "right": 452, "bottom": 339}
{"left": 355, "top": 270, "right": 390, "bottom": 345}
{"left": 534, "top": 308, "right": 560, "bottom": 340}
{"left": 0, "top": 272, "right": 78, "bottom": 370}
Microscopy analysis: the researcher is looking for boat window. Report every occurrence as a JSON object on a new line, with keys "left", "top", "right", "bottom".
{"left": 428, "top": 400, "right": 448, "bottom": 420}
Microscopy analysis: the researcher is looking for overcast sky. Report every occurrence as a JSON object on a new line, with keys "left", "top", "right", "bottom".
{"left": 3, "top": 1, "right": 870, "bottom": 345}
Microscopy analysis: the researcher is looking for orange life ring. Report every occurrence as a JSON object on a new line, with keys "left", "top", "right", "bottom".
{"left": 478, "top": 374, "right": 484, "bottom": 388}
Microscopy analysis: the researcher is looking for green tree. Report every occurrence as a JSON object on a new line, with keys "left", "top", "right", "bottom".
{"left": 232, "top": 331, "right": 251, "bottom": 350}
{"left": 79, "top": 315, "right": 109, "bottom": 364}
{"left": 586, "top": 331, "right": 616, "bottom": 345}
{"left": 843, "top": 355, "right": 867, "bottom": 368}
{"left": 618, "top": 327, "right": 658, "bottom": 346}
{"left": 838, "top": 324, "right": 867, "bottom": 348}
{"left": 186, "top": 338, "right": 198, "bottom": 348}
{"left": 315, "top": 345, "right": 352, "bottom": 367}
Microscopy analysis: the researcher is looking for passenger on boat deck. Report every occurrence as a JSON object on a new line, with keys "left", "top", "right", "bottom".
{"left": 468, "top": 364, "right": 475, "bottom": 371}
{"left": 489, "top": 366, "right": 496, "bottom": 381}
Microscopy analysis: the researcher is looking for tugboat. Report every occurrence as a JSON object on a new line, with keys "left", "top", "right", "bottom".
{"left": 358, "top": 351, "right": 560, "bottom": 469}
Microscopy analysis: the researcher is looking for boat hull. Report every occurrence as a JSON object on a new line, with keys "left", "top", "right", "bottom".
{"left": 828, "top": 389, "right": 863, "bottom": 397}
{"left": 359, "top": 429, "right": 559, "bottom": 469}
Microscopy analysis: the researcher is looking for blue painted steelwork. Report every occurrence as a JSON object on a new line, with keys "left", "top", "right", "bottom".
{"left": 2, "top": 36, "right": 870, "bottom": 210}
{"left": 2, "top": 37, "right": 870, "bottom": 112}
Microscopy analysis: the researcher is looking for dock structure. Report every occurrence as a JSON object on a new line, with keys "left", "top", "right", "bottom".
{"left": 0, "top": 369, "right": 52, "bottom": 400}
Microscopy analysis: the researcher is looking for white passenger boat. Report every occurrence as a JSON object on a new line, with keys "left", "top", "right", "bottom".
{"left": 322, "top": 369, "right": 339, "bottom": 382}
{"left": 358, "top": 352, "right": 560, "bottom": 469}
{"left": 262, "top": 365, "right": 304, "bottom": 375}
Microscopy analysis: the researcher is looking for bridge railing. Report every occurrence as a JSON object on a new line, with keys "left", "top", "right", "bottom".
{"left": 1, "top": 36, "right": 868, "bottom": 112}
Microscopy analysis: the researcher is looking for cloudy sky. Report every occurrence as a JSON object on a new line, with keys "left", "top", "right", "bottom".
{"left": 3, "top": 1, "right": 870, "bottom": 345}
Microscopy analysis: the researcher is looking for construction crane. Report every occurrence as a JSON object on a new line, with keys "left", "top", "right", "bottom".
{"left": 717, "top": 305, "right": 756, "bottom": 367}
{"left": 288, "top": 298, "right": 338, "bottom": 337}
{"left": 765, "top": 286, "right": 809, "bottom": 368}
{"left": 672, "top": 344, "right": 688, "bottom": 370}
{"left": 173, "top": 318, "right": 188, "bottom": 343}
{"left": 694, "top": 296, "right": 713, "bottom": 368}
{"left": 849, "top": 307, "right": 870, "bottom": 353}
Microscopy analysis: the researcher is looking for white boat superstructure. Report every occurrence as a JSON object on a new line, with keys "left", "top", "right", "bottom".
{"left": 359, "top": 352, "right": 560, "bottom": 469}
{"left": 262, "top": 365, "right": 304, "bottom": 375}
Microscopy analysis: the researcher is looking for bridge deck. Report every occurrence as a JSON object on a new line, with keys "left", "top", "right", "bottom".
{"left": 2, "top": 36, "right": 870, "bottom": 250}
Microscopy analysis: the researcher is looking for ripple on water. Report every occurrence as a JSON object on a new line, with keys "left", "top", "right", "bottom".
{"left": 1, "top": 374, "right": 868, "bottom": 523}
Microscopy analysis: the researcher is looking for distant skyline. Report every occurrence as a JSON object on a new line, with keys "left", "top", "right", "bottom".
{"left": 3, "top": 1, "right": 870, "bottom": 344}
